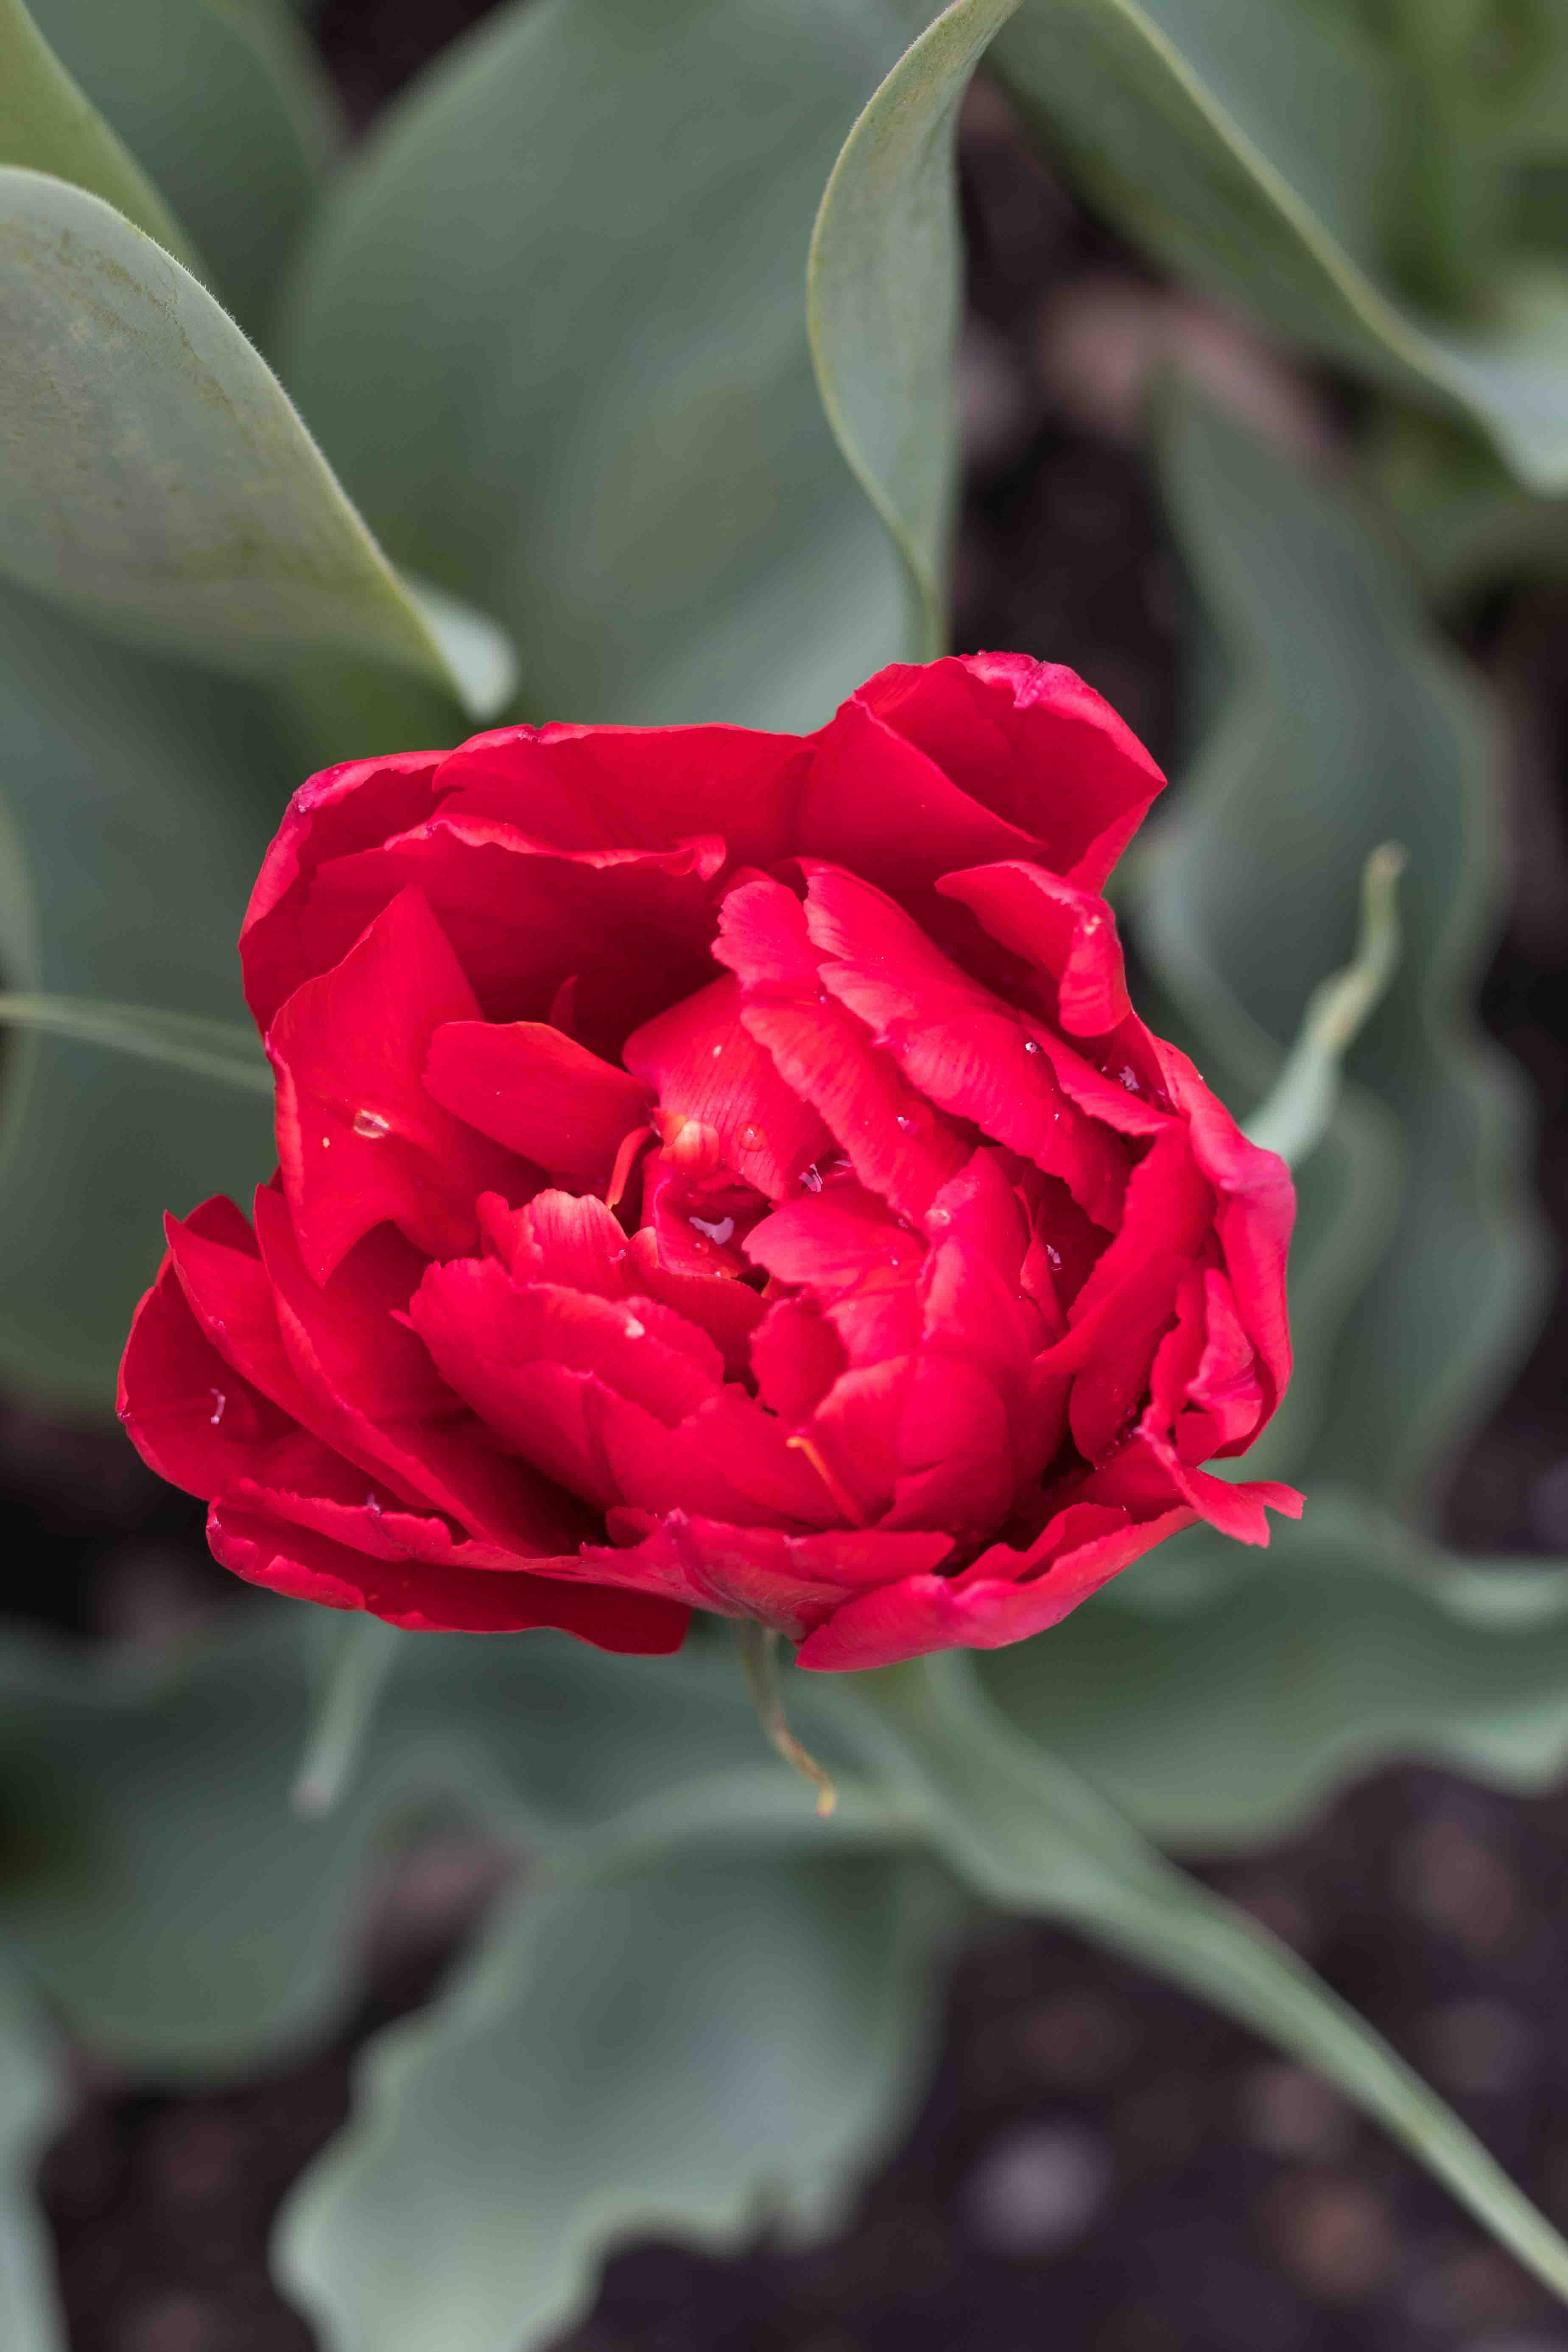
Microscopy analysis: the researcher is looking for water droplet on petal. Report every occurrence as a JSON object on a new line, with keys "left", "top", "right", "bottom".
{"left": 610, "top": 1246, "right": 629, "bottom": 1264}
{"left": 623, "top": 1316, "right": 646, "bottom": 1339}
{"left": 1023, "top": 1037, "right": 1042, "bottom": 1056}
{"left": 353, "top": 1109, "right": 391, "bottom": 1139}
{"left": 208, "top": 1388, "right": 226, "bottom": 1426}
{"left": 364, "top": 1489, "right": 383, "bottom": 1519}
{"left": 1117, "top": 1065, "right": 1140, "bottom": 1094}
{"left": 800, "top": 1165, "right": 824, "bottom": 1194}
{"left": 319, "top": 1136, "right": 331, "bottom": 1150}
{"left": 895, "top": 1108, "right": 927, "bottom": 1134}
{"left": 929, "top": 1206, "right": 951, "bottom": 1229}
{"left": 711, "top": 1042, "right": 724, "bottom": 1058}
{"left": 737, "top": 1123, "right": 761, "bottom": 1151}
{"left": 1046, "top": 1244, "right": 1063, "bottom": 1272}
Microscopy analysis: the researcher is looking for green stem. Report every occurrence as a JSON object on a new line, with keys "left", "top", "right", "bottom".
{"left": 738, "top": 1624, "right": 839, "bottom": 1817}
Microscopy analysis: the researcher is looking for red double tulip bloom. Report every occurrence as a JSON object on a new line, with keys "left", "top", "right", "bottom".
{"left": 120, "top": 655, "right": 1300, "bottom": 1670}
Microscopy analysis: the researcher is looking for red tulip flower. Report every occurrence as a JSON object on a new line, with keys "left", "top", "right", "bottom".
{"left": 120, "top": 655, "right": 1300, "bottom": 1670}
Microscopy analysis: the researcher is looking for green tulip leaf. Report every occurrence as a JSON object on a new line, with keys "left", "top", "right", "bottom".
{"left": 0, "top": 1972, "right": 65, "bottom": 2352}
{"left": 0, "top": 168, "right": 507, "bottom": 713}
{"left": 1141, "top": 385, "right": 1547, "bottom": 1507}
{"left": 974, "top": 0, "right": 1568, "bottom": 491}
{"left": 276, "top": 1854, "right": 946, "bottom": 2352}
{"left": 0, "top": 581, "right": 286, "bottom": 1411}
{"left": 847, "top": 1649, "right": 1568, "bottom": 2307}
{"left": 0, "top": 994, "right": 270, "bottom": 1095}
{"left": 276, "top": 0, "right": 919, "bottom": 732}
{"left": 1244, "top": 841, "right": 1405, "bottom": 1168}
{"left": 0, "top": 0, "right": 201, "bottom": 269}
{"left": 28, "top": 0, "right": 340, "bottom": 337}
{"left": 982, "top": 1494, "right": 1568, "bottom": 1852}
{"left": 0, "top": 1610, "right": 907, "bottom": 2073}
{"left": 808, "top": 0, "right": 1022, "bottom": 657}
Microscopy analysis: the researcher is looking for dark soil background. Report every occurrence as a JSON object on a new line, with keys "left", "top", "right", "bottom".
{"left": 23, "top": 7, "right": 1568, "bottom": 2349}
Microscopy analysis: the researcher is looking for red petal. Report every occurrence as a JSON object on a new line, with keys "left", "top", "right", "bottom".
{"left": 1157, "top": 1042, "right": 1294, "bottom": 1416}
{"left": 426, "top": 1021, "right": 650, "bottom": 1183}
{"left": 208, "top": 1503, "right": 687, "bottom": 1649}
{"left": 268, "top": 888, "right": 535, "bottom": 1282}
{"left": 847, "top": 654, "right": 1165, "bottom": 891}
{"left": 573, "top": 1511, "right": 951, "bottom": 1641}
{"left": 268, "top": 819, "right": 721, "bottom": 1064}
{"left": 750, "top": 1297, "right": 847, "bottom": 1420}
{"left": 119, "top": 1229, "right": 307, "bottom": 1500}
{"left": 623, "top": 973, "right": 830, "bottom": 1200}
{"left": 802, "top": 866, "right": 1129, "bottom": 1227}
{"left": 241, "top": 752, "right": 450, "bottom": 1028}
{"left": 432, "top": 719, "right": 811, "bottom": 869}
{"left": 252, "top": 1187, "right": 585, "bottom": 1554}
{"left": 795, "top": 1500, "right": 1193, "bottom": 1670}
{"left": 938, "top": 861, "right": 1132, "bottom": 1036}
{"left": 717, "top": 877, "right": 969, "bottom": 1222}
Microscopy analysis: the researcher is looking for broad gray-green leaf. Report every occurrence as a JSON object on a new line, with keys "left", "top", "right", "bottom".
{"left": 808, "top": 0, "right": 1020, "bottom": 656}
{"left": 277, "top": 0, "right": 917, "bottom": 732}
{"left": 29, "top": 0, "right": 339, "bottom": 335}
{"left": 976, "top": 0, "right": 1568, "bottom": 490}
{"left": 0, "top": 168, "right": 498, "bottom": 711}
{"left": 0, "top": 582, "right": 284, "bottom": 1409}
{"left": 0, "top": 994, "right": 269, "bottom": 1095}
{"left": 0, "top": 1973, "right": 65, "bottom": 2352}
{"left": 981, "top": 1494, "right": 1568, "bottom": 1852}
{"left": 277, "top": 1855, "right": 944, "bottom": 2352}
{"left": 1369, "top": 405, "right": 1568, "bottom": 600}
{"left": 1142, "top": 386, "right": 1547, "bottom": 1508}
{"left": 0, "top": 0, "right": 201, "bottom": 268}
{"left": 847, "top": 1650, "right": 1568, "bottom": 2307}
{"left": 0, "top": 1609, "right": 906, "bottom": 2072}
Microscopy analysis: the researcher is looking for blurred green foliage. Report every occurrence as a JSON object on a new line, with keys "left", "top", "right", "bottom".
{"left": 2, "top": 0, "right": 1568, "bottom": 2343}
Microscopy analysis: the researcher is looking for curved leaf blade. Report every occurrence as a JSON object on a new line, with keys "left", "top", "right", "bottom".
{"left": 276, "top": 1855, "right": 945, "bottom": 2352}
{"left": 0, "top": 994, "right": 270, "bottom": 1094}
{"left": 984, "top": 0, "right": 1568, "bottom": 489}
{"left": 848, "top": 1651, "right": 1568, "bottom": 2307}
{"left": 0, "top": 0, "right": 201, "bottom": 267}
{"left": 0, "top": 582, "right": 283, "bottom": 1409}
{"left": 29, "top": 0, "right": 340, "bottom": 336}
{"left": 0, "top": 1974, "right": 65, "bottom": 2352}
{"left": 276, "top": 0, "right": 917, "bottom": 732}
{"left": 0, "top": 168, "right": 495, "bottom": 710}
{"left": 981, "top": 1495, "right": 1568, "bottom": 1852}
{"left": 1142, "top": 385, "right": 1548, "bottom": 1506}
{"left": 1244, "top": 841, "right": 1405, "bottom": 1167}
{"left": 808, "top": 0, "right": 1021, "bottom": 656}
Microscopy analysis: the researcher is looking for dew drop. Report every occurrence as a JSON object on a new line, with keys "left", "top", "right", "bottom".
{"left": 895, "top": 1109, "right": 926, "bottom": 1134}
{"left": 928, "top": 1206, "right": 951, "bottom": 1229}
{"left": 353, "top": 1109, "right": 392, "bottom": 1140}
{"left": 1116, "top": 1065, "right": 1141, "bottom": 1094}
{"left": 737, "top": 1123, "right": 761, "bottom": 1151}
{"left": 610, "top": 1246, "right": 629, "bottom": 1264}
{"left": 319, "top": 1135, "right": 331, "bottom": 1150}
{"left": 711, "top": 1041, "right": 724, "bottom": 1058}
{"left": 208, "top": 1388, "right": 226, "bottom": 1427}
{"left": 1046, "top": 1244, "right": 1063, "bottom": 1272}
{"left": 1023, "top": 1037, "right": 1042, "bottom": 1056}
{"left": 800, "top": 1165, "right": 824, "bottom": 1194}
{"left": 623, "top": 1316, "right": 646, "bottom": 1339}
{"left": 364, "top": 1489, "right": 383, "bottom": 1520}
{"left": 690, "top": 1213, "right": 736, "bottom": 1246}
